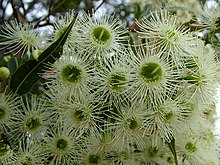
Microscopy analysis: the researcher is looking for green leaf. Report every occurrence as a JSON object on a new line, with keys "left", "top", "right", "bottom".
{"left": 134, "top": 4, "right": 142, "bottom": 19}
{"left": 7, "top": 57, "right": 25, "bottom": 75}
{"left": 10, "top": 19, "right": 75, "bottom": 95}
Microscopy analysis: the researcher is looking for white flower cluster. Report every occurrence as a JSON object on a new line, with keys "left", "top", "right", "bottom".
{"left": 0, "top": 9, "right": 219, "bottom": 165}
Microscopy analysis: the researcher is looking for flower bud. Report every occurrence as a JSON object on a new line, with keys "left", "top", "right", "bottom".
{"left": 32, "top": 49, "right": 43, "bottom": 60}
{"left": 0, "top": 67, "right": 10, "bottom": 79}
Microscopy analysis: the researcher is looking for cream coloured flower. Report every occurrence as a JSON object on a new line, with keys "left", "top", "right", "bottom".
{"left": 44, "top": 123, "right": 79, "bottom": 165}
{"left": 74, "top": 11, "right": 128, "bottom": 62}
{"left": 45, "top": 49, "right": 96, "bottom": 99}
{"left": 94, "top": 54, "right": 131, "bottom": 107}
{"left": 127, "top": 46, "right": 180, "bottom": 105}
{"left": 108, "top": 103, "right": 146, "bottom": 151}
{"left": 0, "top": 20, "right": 46, "bottom": 56}
{"left": 9, "top": 140, "right": 46, "bottom": 165}
{"left": 137, "top": 10, "right": 197, "bottom": 64}
{"left": 180, "top": 46, "right": 220, "bottom": 107}
{"left": 57, "top": 94, "right": 105, "bottom": 138}
{"left": 142, "top": 97, "right": 186, "bottom": 147}
{"left": 0, "top": 92, "right": 17, "bottom": 133}
{"left": 11, "top": 95, "right": 52, "bottom": 141}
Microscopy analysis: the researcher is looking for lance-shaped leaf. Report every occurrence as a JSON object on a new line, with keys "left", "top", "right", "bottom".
{"left": 7, "top": 57, "right": 25, "bottom": 75}
{"left": 10, "top": 19, "right": 75, "bottom": 95}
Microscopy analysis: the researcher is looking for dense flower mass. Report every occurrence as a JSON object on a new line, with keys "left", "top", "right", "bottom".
{"left": 0, "top": 3, "right": 219, "bottom": 165}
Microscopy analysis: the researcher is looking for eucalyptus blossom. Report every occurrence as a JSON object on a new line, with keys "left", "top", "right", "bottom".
{"left": 0, "top": 3, "right": 219, "bottom": 165}
{"left": 0, "top": 20, "right": 46, "bottom": 56}
{"left": 75, "top": 10, "right": 128, "bottom": 62}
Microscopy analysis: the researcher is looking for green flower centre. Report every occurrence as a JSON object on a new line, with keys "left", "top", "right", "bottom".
{"left": 26, "top": 117, "right": 41, "bottom": 131}
{"left": 148, "top": 146, "right": 159, "bottom": 158}
{"left": 185, "top": 142, "right": 197, "bottom": 153}
{"left": 56, "top": 138, "right": 68, "bottom": 150}
{"left": 0, "top": 143, "right": 10, "bottom": 158}
{"left": 22, "top": 157, "right": 32, "bottom": 165}
{"left": 139, "top": 62, "right": 162, "bottom": 83}
{"left": 119, "top": 151, "right": 129, "bottom": 160}
{"left": 164, "top": 112, "right": 173, "bottom": 121}
{"left": 19, "top": 31, "right": 37, "bottom": 45}
{"left": 91, "top": 26, "right": 111, "bottom": 44}
{"left": 23, "top": 162, "right": 32, "bottom": 165}
{"left": 100, "top": 132, "right": 113, "bottom": 144}
{"left": 73, "top": 109, "right": 85, "bottom": 123}
{"left": 0, "top": 108, "right": 6, "bottom": 121}
{"left": 61, "top": 65, "right": 82, "bottom": 83}
{"left": 109, "top": 71, "right": 126, "bottom": 91}
{"left": 126, "top": 117, "right": 139, "bottom": 131}
{"left": 165, "top": 30, "right": 179, "bottom": 42}
{"left": 88, "top": 154, "right": 101, "bottom": 164}
{"left": 167, "top": 156, "right": 174, "bottom": 164}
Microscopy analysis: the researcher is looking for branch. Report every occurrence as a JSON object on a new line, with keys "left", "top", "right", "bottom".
{"left": 10, "top": 0, "right": 27, "bottom": 23}
{"left": 95, "top": 0, "right": 106, "bottom": 12}
{"left": 33, "top": 0, "right": 54, "bottom": 28}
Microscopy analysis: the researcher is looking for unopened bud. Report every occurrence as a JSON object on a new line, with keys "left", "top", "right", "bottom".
{"left": 0, "top": 67, "right": 10, "bottom": 79}
{"left": 32, "top": 49, "right": 42, "bottom": 60}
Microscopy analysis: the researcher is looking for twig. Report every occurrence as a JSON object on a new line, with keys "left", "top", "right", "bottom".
{"left": 10, "top": 0, "right": 27, "bottom": 23}
{"left": 95, "top": 0, "right": 106, "bottom": 12}
{"left": 33, "top": 0, "right": 54, "bottom": 28}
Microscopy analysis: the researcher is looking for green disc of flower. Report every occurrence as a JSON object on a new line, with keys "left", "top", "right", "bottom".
{"left": 109, "top": 71, "right": 126, "bottom": 91}
{"left": 165, "top": 30, "right": 179, "bottom": 42}
{"left": 61, "top": 65, "right": 82, "bottom": 83}
{"left": 56, "top": 138, "right": 68, "bottom": 150}
{"left": 148, "top": 146, "right": 159, "bottom": 158}
{"left": 91, "top": 26, "right": 111, "bottom": 44}
{"left": 23, "top": 161, "right": 32, "bottom": 165}
{"left": 126, "top": 117, "right": 138, "bottom": 131}
{"left": 167, "top": 156, "right": 174, "bottom": 164}
{"left": 139, "top": 62, "right": 163, "bottom": 83}
{"left": 185, "top": 142, "right": 197, "bottom": 153}
{"left": 164, "top": 112, "right": 173, "bottom": 122}
{"left": 0, "top": 143, "right": 10, "bottom": 158}
{"left": 73, "top": 109, "right": 85, "bottom": 123}
{"left": 22, "top": 157, "right": 33, "bottom": 165}
{"left": 88, "top": 154, "right": 101, "bottom": 164}
{"left": 0, "top": 108, "right": 6, "bottom": 121}
{"left": 119, "top": 151, "right": 129, "bottom": 160}
{"left": 25, "top": 117, "right": 41, "bottom": 131}
{"left": 21, "top": 31, "right": 37, "bottom": 44}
